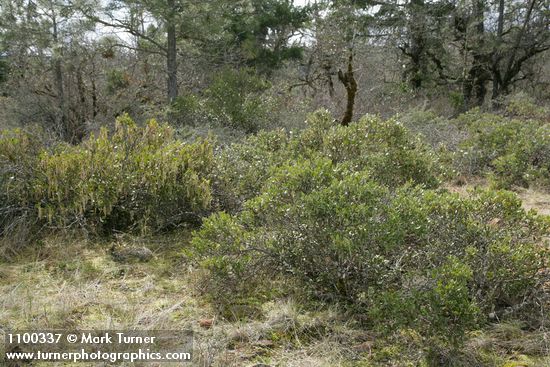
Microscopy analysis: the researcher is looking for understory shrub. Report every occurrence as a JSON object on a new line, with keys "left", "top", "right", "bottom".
{"left": 455, "top": 109, "right": 550, "bottom": 189}
{"left": 167, "top": 68, "right": 275, "bottom": 133}
{"left": 205, "top": 68, "right": 274, "bottom": 132}
{"left": 0, "top": 127, "right": 44, "bottom": 241}
{"left": 297, "top": 111, "right": 443, "bottom": 188}
{"left": 192, "top": 155, "right": 549, "bottom": 343}
{"left": 211, "top": 128, "right": 293, "bottom": 212}
{"left": 212, "top": 110, "right": 443, "bottom": 212}
{"left": 398, "top": 108, "right": 467, "bottom": 152}
{"left": 0, "top": 114, "right": 214, "bottom": 238}
{"left": 394, "top": 101, "right": 550, "bottom": 191}
{"left": 504, "top": 92, "right": 550, "bottom": 122}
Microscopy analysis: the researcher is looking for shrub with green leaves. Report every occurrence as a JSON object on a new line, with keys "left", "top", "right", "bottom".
{"left": 205, "top": 68, "right": 274, "bottom": 132}
{"left": 0, "top": 114, "right": 214, "bottom": 237}
{"left": 399, "top": 108, "right": 468, "bottom": 152}
{"left": 212, "top": 110, "right": 443, "bottom": 213}
{"left": 456, "top": 109, "right": 550, "bottom": 189}
{"left": 211, "top": 128, "right": 293, "bottom": 212}
{"left": 192, "top": 153, "right": 548, "bottom": 341}
{"left": 106, "top": 69, "right": 130, "bottom": 94}
{"left": 297, "top": 112, "right": 442, "bottom": 188}
{"left": 167, "top": 93, "right": 204, "bottom": 126}
{"left": 0, "top": 127, "right": 43, "bottom": 238}
{"left": 165, "top": 68, "right": 275, "bottom": 132}
{"left": 504, "top": 92, "right": 550, "bottom": 122}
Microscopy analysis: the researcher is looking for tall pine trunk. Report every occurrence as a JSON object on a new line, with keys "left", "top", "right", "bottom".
{"left": 52, "top": 14, "right": 68, "bottom": 139}
{"left": 462, "top": 0, "right": 489, "bottom": 110}
{"left": 166, "top": 0, "right": 178, "bottom": 103}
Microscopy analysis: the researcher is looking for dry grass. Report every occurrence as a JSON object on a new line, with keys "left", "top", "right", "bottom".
{"left": 516, "top": 188, "right": 550, "bottom": 217}
{"left": 0, "top": 234, "right": 200, "bottom": 366}
{"left": 0, "top": 234, "right": 365, "bottom": 366}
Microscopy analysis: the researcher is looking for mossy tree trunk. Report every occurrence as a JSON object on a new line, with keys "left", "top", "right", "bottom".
{"left": 338, "top": 52, "right": 357, "bottom": 126}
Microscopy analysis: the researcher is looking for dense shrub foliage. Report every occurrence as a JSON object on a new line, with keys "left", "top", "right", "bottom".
{"left": 168, "top": 68, "right": 275, "bottom": 133}
{"left": 2, "top": 106, "right": 548, "bottom": 359}
{"left": 193, "top": 162, "right": 548, "bottom": 340}
{"left": 0, "top": 114, "right": 213, "bottom": 237}
{"left": 191, "top": 110, "right": 549, "bottom": 348}
{"left": 211, "top": 129, "right": 293, "bottom": 212}
{"left": 504, "top": 92, "right": 550, "bottom": 122}
{"left": 456, "top": 109, "right": 550, "bottom": 189}
{"left": 0, "top": 127, "right": 44, "bottom": 238}
{"left": 399, "top": 98, "right": 550, "bottom": 191}
{"left": 212, "top": 110, "right": 443, "bottom": 212}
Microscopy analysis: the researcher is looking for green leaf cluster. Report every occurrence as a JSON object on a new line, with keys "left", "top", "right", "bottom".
{"left": 0, "top": 114, "right": 214, "bottom": 235}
